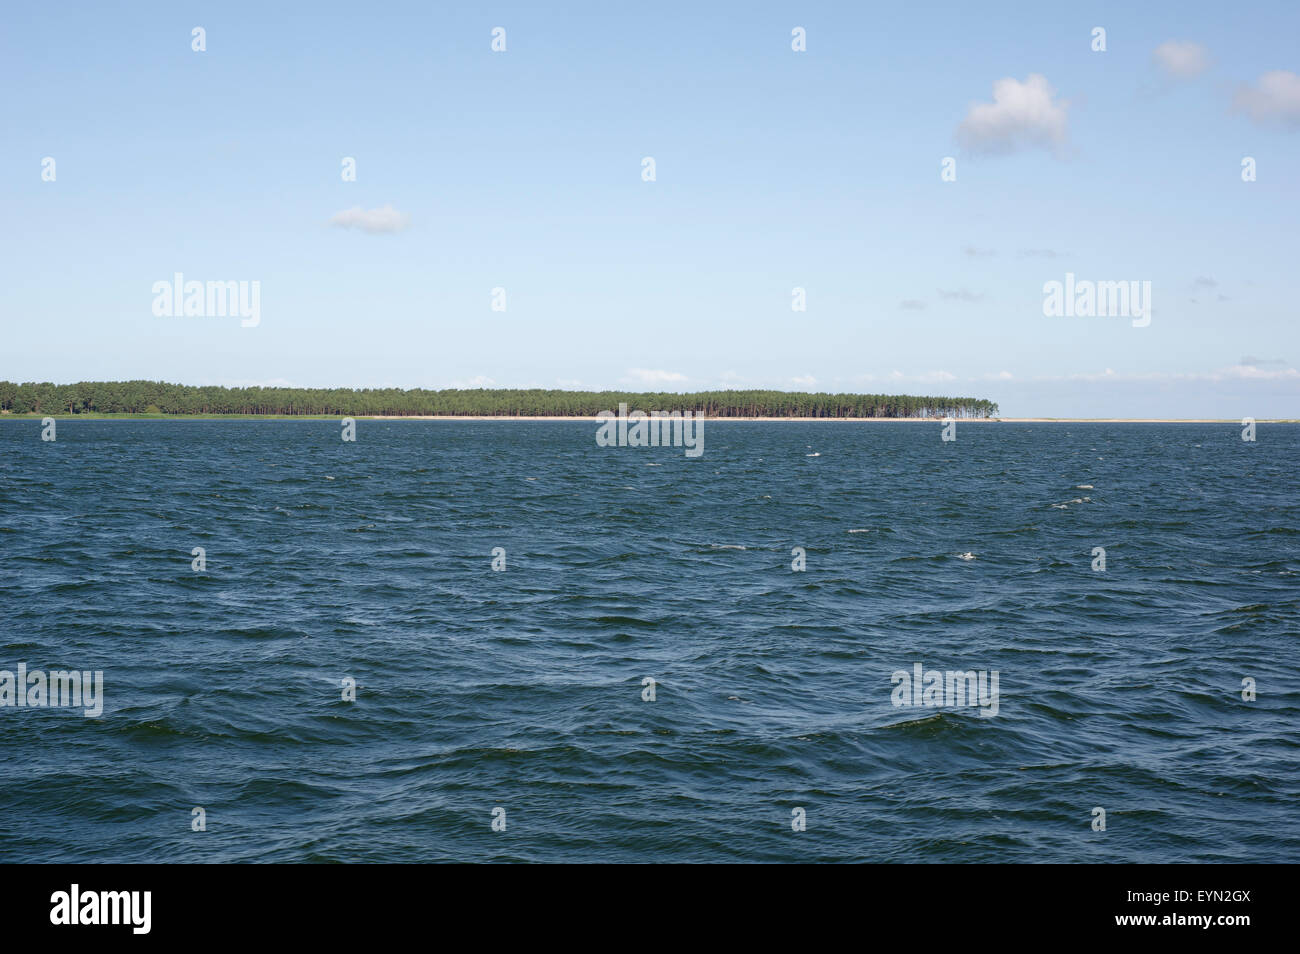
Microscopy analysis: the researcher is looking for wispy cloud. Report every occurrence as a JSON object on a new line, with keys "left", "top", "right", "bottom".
{"left": 1153, "top": 40, "right": 1210, "bottom": 78}
{"left": 625, "top": 368, "right": 687, "bottom": 385}
{"left": 450, "top": 375, "right": 495, "bottom": 388}
{"left": 851, "top": 370, "right": 960, "bottom": 386}
{"left": 963, "top": 246, "right": 996, "bottom": 258}
{"left": 329, "top": 204, "right": 411, "bottom": 234}
{"left": 868, "top": 370, "right": 958, "bottom": 384}
{"left": 955, "top": 74, "right": 1069, "bottom": 156}
{"left": 1233, "top": 71, "right": 1300, "bottom": 128}
{"left": 1220, "top": 363, "right": 1300, "bottom": 381}
{"left": 1044, "top": 364, "right": 1299, "bottom": 384}
{"left": 210, "top": 378, "right": 297, "bottom": 388}
{"left": 915, "top": 370, "right": 957, "bottom": 383}
{"left": 899, "top": 299, "right": 927, "bottom": 311}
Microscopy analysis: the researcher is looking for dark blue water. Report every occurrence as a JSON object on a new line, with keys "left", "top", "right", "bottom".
{"left": 1, "top": 420, "right": 1297, "bottom": 862}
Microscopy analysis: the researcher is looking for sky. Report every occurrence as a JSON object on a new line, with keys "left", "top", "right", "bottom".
{"left": 3, "top": 1, "right": 1298, "bottom": 417}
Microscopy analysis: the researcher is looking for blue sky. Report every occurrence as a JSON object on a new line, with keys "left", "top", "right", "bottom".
{"left": 4, "top": 1, "right": 1298, "bottom": 416}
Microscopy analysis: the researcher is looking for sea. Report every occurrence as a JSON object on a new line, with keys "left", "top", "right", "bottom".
{"left": 1, "top": 420, "right": 1297, "bottom": 862}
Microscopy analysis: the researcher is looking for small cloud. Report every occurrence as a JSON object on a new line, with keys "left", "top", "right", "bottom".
{"left": 625, "top": 368, "right": 687, "bottom": 385}
{"left": 329, "top": 204, "right": 411, "bottom": 234}
{"left": 938, "top": 288, "right": 985, "bottom": 303}
{"left": 1224, "top": 363, "right": 1300, "bottom": 381}
{"left": 1233, "top": 71, "right": 1300, "bottom": 129}
{"left": 213, "top": 377, "right": 297, "bottom": 388}
{"left": 955, "top": 74, "right": 1069, "bottom": 156}
{"left": 916, "top": 370, "right": 957, "bottom": 383}
{"left": 872, "top": 370, "right": 959, "bottom": 384}
{"left": 1044, "top": 364, "right": 1300, "bottom": 384}
{"left": 963, "top": 246, "right": 996, "bottom": 258}
{"left": 451, "top": 375, "right": 495, "bottom": 388}
{"left": 899, "top": 299, "right": 927, "bottom": 311}
{"left": 555, "top": 378, "right": 584, "bottom": 389}
{"left": 1153, "top": 40, "right": 1210, "bottom": 79}
{"left": 1194, "top": 276, "right": 1218, "bottom": 287}
{"left": 790, "top": 375, "right": 817, "bottom": 388}
{"left": 985, "top": 371, "right": 1014, "bottom": 381}
{"left": 1018, "top": 248, "right": 1065, "bottom": 259}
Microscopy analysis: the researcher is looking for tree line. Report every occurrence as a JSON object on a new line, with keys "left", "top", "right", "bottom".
{"left": 0, "top": 381, "right": 999, "bottom": 419}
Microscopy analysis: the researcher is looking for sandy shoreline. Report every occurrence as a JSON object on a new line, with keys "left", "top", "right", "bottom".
{"left": 366, "top": 415, "right": 1292, "bottom": 423}
{"left": 3, "top": 415, "right": 1293, "bottom": 423}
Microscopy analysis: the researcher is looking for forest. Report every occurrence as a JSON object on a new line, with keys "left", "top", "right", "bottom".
{"left": 0, "top": 381, "right": 999, "bottom": 419}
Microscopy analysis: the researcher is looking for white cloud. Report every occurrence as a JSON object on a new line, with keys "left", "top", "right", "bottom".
{"left": 938, "top": 288, "right": 985, "bottom": 303}
{"left": 1043, "top": 364, "right": 1299, "bottom": 384}
{"left": 329, "top": 204, "right": 411, "bottom": 234}
{"left": 1153, "top": 40, "right": 1210, "bottom": 78}
{"left": 955, "top": 74, "right": 1069, "bottom": 155}
{"left": 1233, "top": 71, "right": 1300, "bottom": 129}
{"left": 211, "top": 378, "right": 297, "bottom": 388}
{"left": 1221, "top": 363, "right": 1299, "bottom": 381}
{"left": 625, "top": 368, "right": 687, "bottom": 385}
{"left": 790, "top": 375, "right": 817, "bottom": 387}
{"left": 866, "top": 370, "right": 959, "bottom": 384}
{"left": 706, "top": 370, "right": 747, "bottom": 388}
{"left": 450, "top": 375, "right": 495, "bottom": 388}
